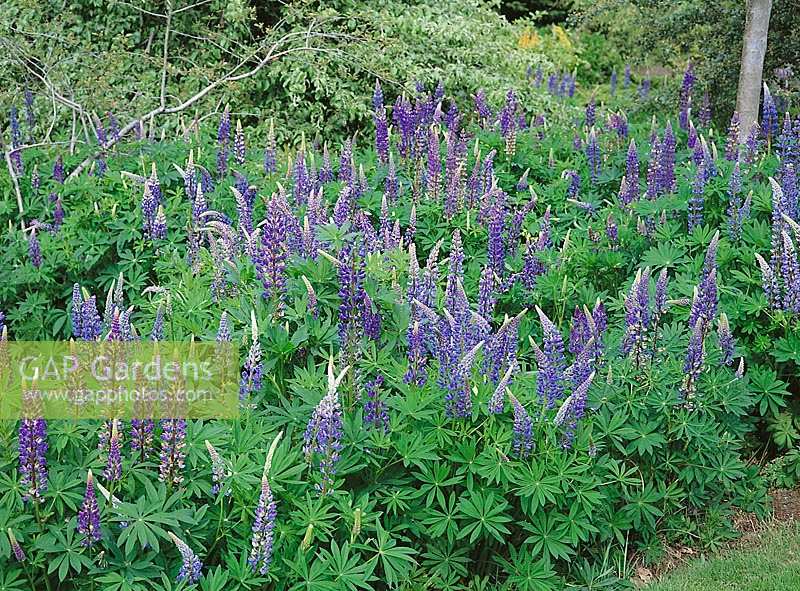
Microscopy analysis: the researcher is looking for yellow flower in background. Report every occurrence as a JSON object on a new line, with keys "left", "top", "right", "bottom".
{"left": 518, "top": 28, "right": 541, "bottom": 49}
{"left": 552, "top": 25, "right": 572, "bottom": 49}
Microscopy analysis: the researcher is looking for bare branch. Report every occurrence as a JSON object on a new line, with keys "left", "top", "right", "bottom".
{"left": 174, "top": 0, "right": 213, "bottom": 14}
{"left": 160, "top": 2, "right": 174, "bottom": 108}
{"left": 4, "top": 149, "right": 24, "bottom": 219}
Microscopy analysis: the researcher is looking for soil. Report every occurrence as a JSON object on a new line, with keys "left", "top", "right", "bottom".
{"left": 630, "top": 487, "right": 800, "bottom": 588}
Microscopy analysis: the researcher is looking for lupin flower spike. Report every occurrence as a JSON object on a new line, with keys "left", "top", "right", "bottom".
{"left": 7, "top": 529, "right": 25, "bottom": 562}
{"left": 168, "top": 532, "right": 203, "bottom": 584}
{"left": 77, "top": 470, "right": 102, "bottom": 546}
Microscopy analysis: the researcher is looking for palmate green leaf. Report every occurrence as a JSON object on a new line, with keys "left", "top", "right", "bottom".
{"left": 92, "top": 541, "right": 161, "bottom": 591}
{"left": 420, "top": 542, "right": 470, "bottom": 583}
{"left": 511, "top": 462, "right": 562, "bottom": 515}
{"left": 0, "top": 569, "right": 27, "bottom": 591}
{"left": 458, "top": 490, "right": 512, "bottom": 544}
{"left": 34, "top": 522, "right": 94, "bottom": 582}
{"left": 640, "top": 242, "right": 688, "bottom": 269}
{"left": 289, "top": 493, "right": 338, "bottom": 542}
{"left": 285, "top": 551, "right": 337, "bottom": 591}
{"left": 394, "top": 432, "right": 438, "bottom": 469}
{"left": 624, "top": 420, "right": 667, "bottom": 457}
{"left": 420, "top": 492, "right": 460, "bottom": 544}
{"left": 496, "top": 546, "right": 559, "bottom": 591}
{"left": 411, "top": 462, "right": 463, "bottom": 508}
{"left": 319, "top": 539, "right": 375, "bottom": 591}
{"left": 767, "top": 412, "right": 800, "bottom": 450}
{"left": 357, "top": 521, "right": 416, "bottom": 588}
{"left": 621, "top": 484, "right": 663, "bottom": 530}
{"left": 113, "top": 483, "right": 195, "bottom": 554}
{"left": 747, "top": 365, "right": 790, "bottom": 417}
{"left": 521, "top": 511, "right": 574, "bottom": 562}
{"left": 772, "top": 332, "right": 800, "bottom": 365}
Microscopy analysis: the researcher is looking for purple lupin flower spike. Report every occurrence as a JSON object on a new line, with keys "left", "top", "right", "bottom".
{"left": 375, "top": 109, "right": 390, "bottom": 165}
{"left": 7, "top": 529, "right": 25, "bottom": 562}
{"left": 426, "top": 127, "right": 441, "bottom": 199}
{"left": 678, "top": 61, "right": 695, "bottom": 131}
{"left": 688, "top": 161, "right": 707, "bottom": 230}
{"left": 150, "top": 305, "right": 165, "bottom": 341}
{"left": 27, "top": 230, "right": 42, "bottom": 268}
{"left": 217, "top": 105, "right": 231, "bottom": 145}
{"left": 159, "top": 418, "right": 187, "bottom": 486}
{"left": 338, "top": 138, "right": 353, "bottom": 184}
{"left": 488, "top": 364, "right": 515, "bottom": 414}
{"left": 473, "top": 89, "right": 491, "bottom": 125}
{"left": 727, "top": 161, "right": 745, "bottom": 240}
{"left": 301, "top": 276, "right": 318, "bottom": 319}
{"left": 569, "top": 306, "right": 590, "bottom": 355}
{"left": 103, "top": 419, "right": 122, "bottom": 482}
{"left": 77, "top": 470, "right": 102, "bottom": 546}
{"left": 373, "top": 79, "right": 384, "bottom": 112}
{"left": 240, "top": 313, "right": 264, "bottom": 401}
{"left": 624, "top": 63, "right": 631, "bottom": 88}
{"left": 151, "top": 206, "right": 167, "bottom": 240}
{"left": 336, "top": 242, "right": 366, "bottom": 354}
{"left": 130, "top": 419, "right": 154, "bottom": 463}
{"left": 586, "top": 128, "right": 601, "bottom": 184}
{"left": 404, "top": 318, "right": 428, "bottom": 387}
{"left": 254, "top": 193, "right": 289, "bottom": 313}
{"left": 655, "top": 268, "right": 669, "bottom": 315}
{"left": 534, "top": 307, "right": 566, "bottom": 408}
{"left": 659, "top": 121, "right": 677, "bottom": 194}
{"left": 169, "top": 532, "right": 203, "bottom": 584}
{"left": 610, "top": 70, "right": 617, "bottom": 96}
{"left": 384, "top": 153, "right": 399, "bottom": 203}
{"left": 622, "top": 139, "right": 639, "bottom": 205}
{"left": 509, "top": 393, "right": 533, "bottom": 459}
{"left": 234, "top": 119, "right": 246, "bottom": 165}
{"left": 584, "top": 97, "right": 596, "bottom": 128}
{"left": 249, "top": 465, "right": 277, "bottom": 575}
{"left": 304, "top": 358, "right": 348, "bottom": 494}
{"left": 744, "top": 124, "right": 760, "bottom": 163}
{"left": 80, "top": 295, "right": 102, "bottom": 341}
{"left": 606, "top": 215, "right": 619, "bottom": 246}
{"left": 53, "top": 197, "right": 64, "bottom": 232}
{"left": 205, "top": 441, "right": 230, "bottom": 497}
{"left": 555, "top": 371, "right": 595, "bottom": 450}
{"left": 681, "top": 318, "right": 706, "bottom": 401}
{"left": 725, "top": 112, "right": 740, "bottom": 161}
{"left": 487, "top": 199, "right": 506, "bottom": 277}
{"left": 477, "top": 266, "right": 496, "bottom": 320}
{"left": 363, "top": 374, "right": 389, "bottom": 432}
{"left": 499, "top": 89, "right": 518, "bottom": 156}
{"left": 18, "top": 417, "right": 48, "bottom": 502}
{"left": 216, "top": 312, "right": 231, "bottom": 342}
{"left": 362, "top": 292, "right": 381, "bottom": 341}
{"left": 621, "top": 268, "right": 652, "bottom": 363}
{"left": 717, "top": 313, "right": 735, "bottom": 366}
{"left": 53, "top": 155, "right": 65, "bottom": 184}
{"left": 762, "top": 83, "right": 779, "bottom": 145}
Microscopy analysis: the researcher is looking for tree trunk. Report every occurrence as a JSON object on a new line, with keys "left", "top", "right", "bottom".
{"left": 735, "top": 0, "right": 773, "bottom": 141}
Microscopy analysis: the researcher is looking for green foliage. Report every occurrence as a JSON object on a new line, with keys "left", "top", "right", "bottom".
{"left": 0, "top": 0, "right": 571, "bottom": 146}
{"left": 573, "top": 0, "right": 800, "bottom": 120}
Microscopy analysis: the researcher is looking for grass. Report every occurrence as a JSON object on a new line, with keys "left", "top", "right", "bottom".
{"left": 645, "top": 522, "right": 800, "bottom": 591}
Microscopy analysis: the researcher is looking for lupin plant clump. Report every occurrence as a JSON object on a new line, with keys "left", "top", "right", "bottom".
{"left": 2, "top": 53, "right": 792, "bottom": 591}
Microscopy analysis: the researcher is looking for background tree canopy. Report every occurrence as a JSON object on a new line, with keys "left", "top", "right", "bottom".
{"left": 572, "top": 0, "right": 800, "bottom": 122}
